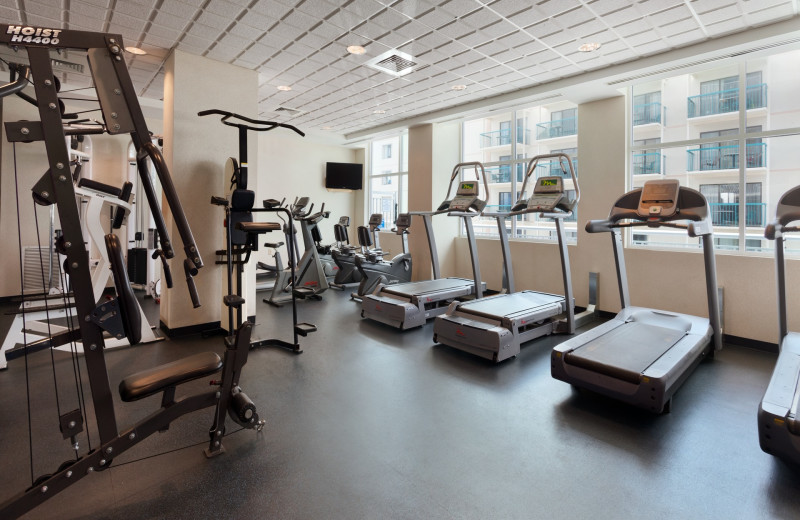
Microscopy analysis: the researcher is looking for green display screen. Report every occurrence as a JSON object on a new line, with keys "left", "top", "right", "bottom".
{"left": 461, "top": 182, "right": 475, "bottom": 190}
{"left": 540, "top": 178, "right": 558, "bottom": 186}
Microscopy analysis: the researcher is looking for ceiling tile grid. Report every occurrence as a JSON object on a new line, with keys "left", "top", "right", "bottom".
{"left": 0, "top": 0, "right": 797, "bottom": 134}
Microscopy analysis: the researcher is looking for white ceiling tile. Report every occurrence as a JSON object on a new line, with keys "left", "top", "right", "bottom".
{"left": 570, "top": 19, "right": 606, "bottom": 38}
{"left": 228, "top": 22, "right": 267, "bottom": 40}
{"left": 352, "top": 20, "right": 389, "bottom": 40}
{"left": 439, "top": 0, "right": 483, "bottom": 18}
{"left": 554, "top": 6, "right": 595, "bottom": 28}
{"left": 608, "top": 6, "right": 645, "bottom": 26}
{"left": 113, "top": 2, "right": 151, "bottom": 18}
{"left": 535, "top": 0, "right": 580, "bottom": 17}
{"left": 196, "top": 10, "right": 232, "bottom": 30}
{"left": 665, "top": 28, "right": 706, "bottom": 47}
{"left": 326, "top": 9, "right": 367, "bottom": 31}
{"left": 623, "top": 30, "right": 660, "bottom": 47}
{"left": 745, "top": 4, "right": 795, "bottom": 25}
{"left": 158, "top": 2, "right": 201, "bottom": 18}
{"left": 705, "top": 17, "right": 748, "bottom": 37}
{"left": 147, "top": 23, "right": 184, "bottom": 41}
{"left": 659, "top": 17, "right": 702, "bottom": 34}
{"left": 416, "top": 7, "right": 459, "bottom": 29}
{"left": 111, "top": 12, "right": 148, "bottom": 31}
{"left": 692, "top": 0, "right": 739, "bottom": 14}
{"left": 697, "top": 4, "right": 742, "bottom": 25}
{"left": 370, "top": 7, "right": 412, "bottom": 30}
{"left": 282, "top": 8, "right": 319, "bottom": 30}
{"left": 295, "top": 0, "right": 340, "bottom": 18}
{"left": 587, "top": 0, "right": 634, "bottom": 16}
{"left": 649, "top": 4, "right": 693, "bottom": 26}
{"left": 635, "top": 0, "right": 683, "bottom": 16}
{"left": 205, "top": 0, "right": 246, "bottom": 17}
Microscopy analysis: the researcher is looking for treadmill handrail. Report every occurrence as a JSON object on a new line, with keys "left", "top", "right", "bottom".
{"left": 520, "top": 153, "right": 580, "bottom": 205}
{"left": 443, "top": 162, "right": 489, "bottom": 202}
{"left": 586, "top": 187, "right": 712, "bottom": 233}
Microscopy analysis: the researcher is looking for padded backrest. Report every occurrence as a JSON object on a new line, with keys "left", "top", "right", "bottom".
{"left": 229, "top": 189, "right": 255, "bottom": 245}
{"left": 104, "top": 233, "right": 142, "bottom": 345}
{"left": 357, "top": 225, "right": 372, "bottom": 247}
{"left": 334, "top": 223, "right": 348, "bottom": 243}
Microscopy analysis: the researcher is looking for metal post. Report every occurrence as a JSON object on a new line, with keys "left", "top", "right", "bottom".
{"left": 464, "top": 218, "right": 482, "bottom": 299}
{"left": 610, "top": 228, "right": 630, "bottom": 310}
{"left": 555, "top": 217, "right": 575, "bottom": 333}
{"left": 702, "top": 233, "right": 723, "bottom": 351}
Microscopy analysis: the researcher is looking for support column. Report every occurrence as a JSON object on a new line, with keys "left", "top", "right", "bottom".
{"left": 161, "top": 50, "right": 258, "bottom": 332}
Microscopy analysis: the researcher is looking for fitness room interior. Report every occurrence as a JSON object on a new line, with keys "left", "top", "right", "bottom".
{"left": 1, "top": 1, "right": 800, "bottom": 519}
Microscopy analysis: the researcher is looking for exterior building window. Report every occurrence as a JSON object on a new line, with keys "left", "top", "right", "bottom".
{"left": 629, "top": 48, "right": 800, "bottom": 254}
{"left": 368, "top": 134, "right": 407, "bottom": 228}
{"left": 633, "top": 92, "right": 662, "bottom": 126}
{"left": 463, "top": 101, "right": 578, "bottom": 242}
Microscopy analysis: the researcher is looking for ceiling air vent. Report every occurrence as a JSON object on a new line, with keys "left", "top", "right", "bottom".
{"left": 366, "top": 50, "right": 418, "bottom": 77}
{"left": 273, "top": 106, "right": 302, "bottom": 116}
{"left": 51, "top": 58, "right": 84, "bottom": 74}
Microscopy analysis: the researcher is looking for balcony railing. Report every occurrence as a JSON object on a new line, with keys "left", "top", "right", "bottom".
{"left": 686, "top": 142, "right": 766, "bottom": 171}
{"left": 536, "top": 118, "right": 577, "bottom": 140}
{"left": 484, "top": 166, "right": 511, "bottom": 183}
{"left": 535, "top": 159, "right": 578, "bottom": 178}
{"left": 687, "top": 83, "right": 767, "bottom": 118}
{"left": 478, "top": 128, "right": 532, "bottom": 148}
{"left": 632, "top": 152, "right": 662, "bottom": 175}
{"left": 481, "top": 204, "right": 577, "bottom": 223}
{"left": 709, "top": 202, "right": 766, "bottom": 227}
{"left": 633, "top": 103, "right": 662, "bottom": 125}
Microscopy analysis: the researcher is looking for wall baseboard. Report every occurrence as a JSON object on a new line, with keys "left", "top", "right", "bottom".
{"left": 723, "top": 334, "right": 777, "bottom": 354}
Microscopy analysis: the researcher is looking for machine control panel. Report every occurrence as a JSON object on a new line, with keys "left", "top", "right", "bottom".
{"left": 638, "top": 179, "right": 680, "bottom": 218}
{"left": 449, "top": 181, "right": 483, "bottom": 212}
{"left": 338, "top": 216, "right": 350, "bottom": 226}
{"left": 368, "top": 213, "right": 383, "bottom": 227}
{"left": 526, "top": 176, "right": 564, "bottom": 212}
{"left": 395, "top": 213, "right": 411, "bottom": 228}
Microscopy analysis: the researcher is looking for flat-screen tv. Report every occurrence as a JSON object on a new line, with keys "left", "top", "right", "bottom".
{"left": 326, "top": 162, "right": 363, "bottom": 190}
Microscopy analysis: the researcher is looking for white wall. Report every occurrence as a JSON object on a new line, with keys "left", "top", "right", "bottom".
{"left": 254, "top": 132, "right": 358, "bottom": 269}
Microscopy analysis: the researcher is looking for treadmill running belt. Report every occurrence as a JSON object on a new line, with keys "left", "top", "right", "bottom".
{"left": 382, "top": 278, "right": 474, "bottom": 298}
{"left": 565, "top": 322, "right": 688, "bottom": 384}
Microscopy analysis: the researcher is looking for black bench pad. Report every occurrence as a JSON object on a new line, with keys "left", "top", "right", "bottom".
{"left": 236, "top": 222, "right": 280, "bottom": 234}
{"left": 119, "top": 352, "right": 222, "bottom": 402}
{"left": 78, "top": 178, "right": 122, "bottom": 197}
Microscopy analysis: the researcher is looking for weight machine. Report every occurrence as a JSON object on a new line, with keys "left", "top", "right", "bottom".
{"left": 0, "top": 25, "right": 265, "bottom": 518}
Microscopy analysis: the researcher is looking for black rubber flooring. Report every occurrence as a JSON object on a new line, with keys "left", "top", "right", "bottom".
{"left": 0, "top": 288, "right": 798, "bottom": 519}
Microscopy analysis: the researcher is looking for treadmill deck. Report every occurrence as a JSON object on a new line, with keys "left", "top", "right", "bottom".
{"left": 381, "top": 277, "right": 476, "bottom": 299}
{"left": 456, "top": 291, "right": 564, "bottom": 320}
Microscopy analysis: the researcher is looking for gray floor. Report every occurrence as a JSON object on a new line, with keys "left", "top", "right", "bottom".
{"left": 0, "top": 288, "right": 798, "bottom": 520}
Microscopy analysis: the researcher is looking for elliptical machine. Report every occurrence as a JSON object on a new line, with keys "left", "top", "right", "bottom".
{"left": 330, "top": 216, "right": 363, "bottom": 289}
{"left": 352, "top": 213, "right": 412, "bottom": 300}
{"left": 264, "top": 197, "right": 330, "bottom": 306}
{"left": 311, "top": 213, "right": 338, "bottom": 278}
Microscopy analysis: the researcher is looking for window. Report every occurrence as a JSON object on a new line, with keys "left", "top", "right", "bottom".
{"left": 368, "top": 134, "right": 408, "bottom": 229}
{"left": 463, "top": 101, "right": 578, "bottom": 242}
{"left": 629, "top": 48, "right": 800, "bottom": 254}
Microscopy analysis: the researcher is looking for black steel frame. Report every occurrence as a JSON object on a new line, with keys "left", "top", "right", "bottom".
{"left": 0, "top": 25, "right": 259, "bottom": 519}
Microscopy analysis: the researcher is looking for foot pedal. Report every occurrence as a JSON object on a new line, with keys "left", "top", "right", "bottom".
{"left": 295, "top": 323, "right": 317, "bottom": 337}
{"left": 223, "top": 295, "right": 246, "bottom": 308}
{"left": 293, "top": 287, "right": 315, "bottom": 299}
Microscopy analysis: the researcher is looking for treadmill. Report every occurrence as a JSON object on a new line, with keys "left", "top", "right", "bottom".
{"left": 759, "top": 184, "right": 800, "bottom": 465}
{"left": 433, "top": 153, "right": 580, "bottom": 363}
{"left": 551, "top": 179, "right": 723, "bottom": 413}
{"left": 360, "top": 162, "right": 488, "bottom": 330}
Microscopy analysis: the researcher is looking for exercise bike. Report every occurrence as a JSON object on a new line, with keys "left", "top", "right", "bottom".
{"left": 330, "top": 216, "right": 363, "bottom": 289}
{"left": 352, "top": 213, "right": 412, "bottom": 301}
{"left": 264, "top": 197, "right": 330, "bottom": 306}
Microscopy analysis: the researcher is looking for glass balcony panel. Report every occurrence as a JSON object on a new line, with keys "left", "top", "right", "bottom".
{"left": 686, "top": 142, "right": 766, "bottom": 171}
{"left": 687, "top": 84, "right": 768, "bottom": 118}
{"left": 535, "top": 118, "right": 577, "bottom": 139}
{"left": 633, "top": 103, "right": 662, "bottom": 125}
{"left": 708, "top": 202, "right": 766, "bottom": 227}
{"left": 632, "top": 152, "right": 662, "bottom": 174}
{"left": 535, "top": 159, "right": 578, "bottom": 179}
{"left": 478, "top": 128, "right": 532, "bottom": 148}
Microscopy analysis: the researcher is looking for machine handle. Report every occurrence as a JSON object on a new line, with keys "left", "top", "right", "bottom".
{"left": 585, "top": 219, "right": 613, "bottom": 234}
{"left": 0, "top": 64, "right": 30, "bottom": 99}
{"left": 197, "top": 109, "right": 305, "bottom": 137}
{"left": 520, "top": 153, "right": 580, "bottom": 204}
{"left": 444, "top": 162, "right": 488, "bottom": 202}
{"left": 152, "top": 249, "right": 173, "bottom": 289}
{"left": 183, "top": 259, "right": 201, "bottom": 308}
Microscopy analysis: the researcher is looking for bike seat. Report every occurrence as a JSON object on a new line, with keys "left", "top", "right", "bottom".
{"left": 264, "top": 241, "right": 284, "bottom": 248}
{"left": 236, "top": 222, "right": 280, "bottom": 234}
{"left": 118, "top": 352, "right": 222, "bottom": 402}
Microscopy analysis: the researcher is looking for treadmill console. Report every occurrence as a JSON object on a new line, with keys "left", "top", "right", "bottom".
{"left": 638, "top": 179, "right": 680, "bottom": 219}
{"left": 395, "top": 213, "right": 411, "bottom": 228}
{"left": 527, "top": 176, "right": 564, "bottom": 212}
{"left": 448, "top": 181, "right": 484, "bottom": 212}
{"left": 338, "top": 216, "right": 350, "bottom": 226}
{"left": 368, "top": 213, "right": 383, "bottom": 227}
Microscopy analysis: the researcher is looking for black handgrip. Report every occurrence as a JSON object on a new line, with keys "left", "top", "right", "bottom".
{"left": 152, "top": 250, "right": 173, "bottom": 289}
{"left": 197, "top": 109, "right": 305, "bottom": 137}
{"left": 0, "top": 64, "right": 31, "bottom": 99}
{"left": 210, "top": 196, "right": 229, "bottom": 207}
{"left": 184, "top": 258, "right": 201, "bottom": 308}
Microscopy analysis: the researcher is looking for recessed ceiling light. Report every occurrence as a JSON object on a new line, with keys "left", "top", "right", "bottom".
{"left": 347, "top": 45, "right": 366, "bottom": 55}
{"left": 322, "top": 126, "right": 333, "bottom": 130}
{"left": 125, "top": 46, "right": 147, "bottom": 55}
{"left": 578, "top": 42, "right": 601, "bottom": 52}
{"left": 277, "top": 85, "right": 292, "bottom": 91}
{"left": 373, "top": 109, "right": 386, "bottom": 114}
{"left": 451, "top": 84, "right": 467, "bottom": 91}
